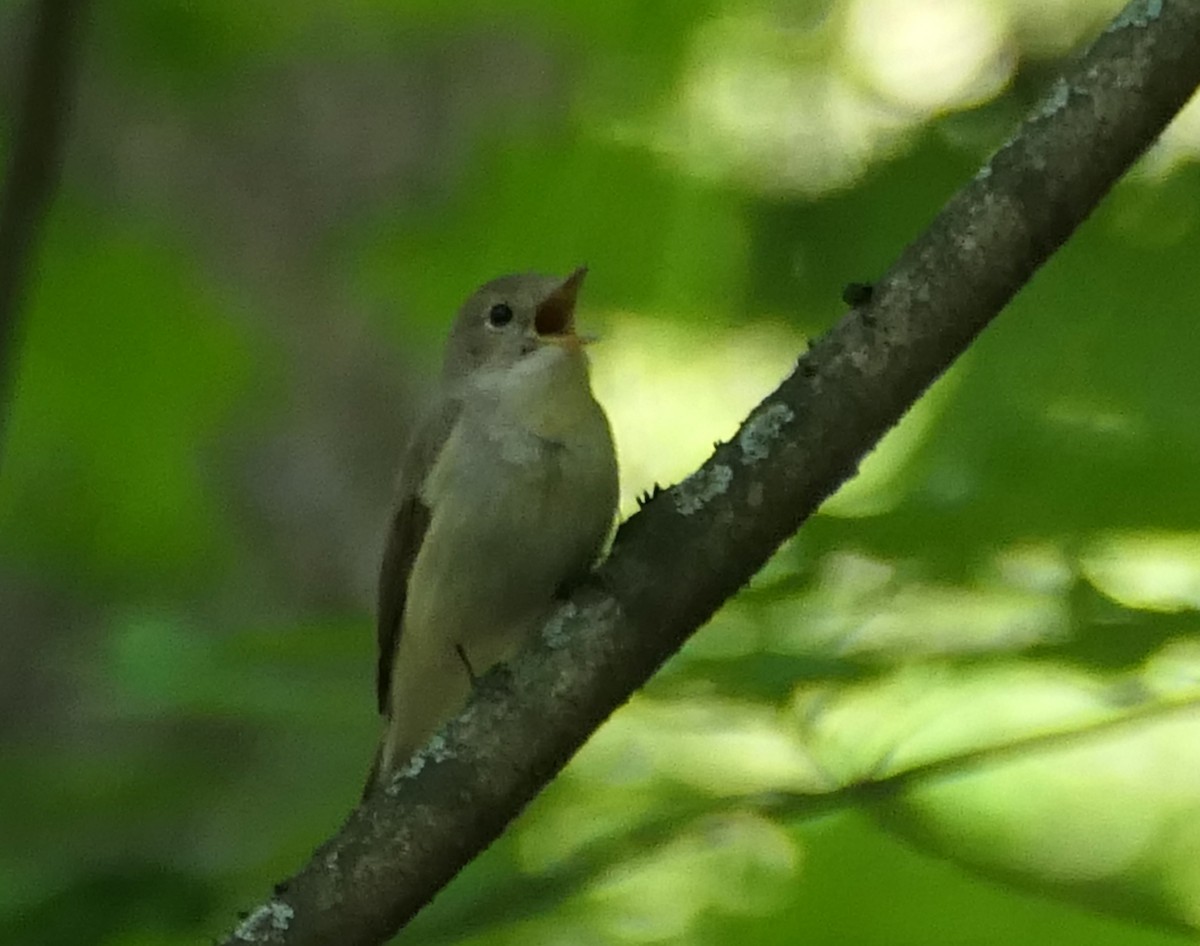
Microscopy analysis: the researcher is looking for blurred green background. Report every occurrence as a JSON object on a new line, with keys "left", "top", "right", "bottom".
{"left": 3, "top": 0, "right": 1200, "bottom": 944}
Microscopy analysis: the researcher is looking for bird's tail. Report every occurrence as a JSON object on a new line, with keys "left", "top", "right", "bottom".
{"left": 360, "top": 742, "right": 383, "bottom": 802}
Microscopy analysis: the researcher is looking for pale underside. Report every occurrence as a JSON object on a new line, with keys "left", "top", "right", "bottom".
{"left": 376, "top": 344, "right": 617, "bottom": 779}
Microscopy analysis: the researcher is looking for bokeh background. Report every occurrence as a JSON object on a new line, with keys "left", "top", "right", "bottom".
{"left": 3, "top": 0, "right": 1200, "bottom": 944}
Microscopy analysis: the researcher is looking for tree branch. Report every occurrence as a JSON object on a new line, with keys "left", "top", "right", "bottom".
{"left": 224, "top": 1, "right": 1200, "bottom": 943}
{"left": 0, "top": 0, "right": 89, "bottom": 454}
{"left": 404, "top": 692, "right": 1200, "bottom": 946}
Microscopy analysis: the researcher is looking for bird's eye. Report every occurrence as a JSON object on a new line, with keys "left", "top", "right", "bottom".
{"left": 487, "top": 303, "right": 514, "bottom": 328}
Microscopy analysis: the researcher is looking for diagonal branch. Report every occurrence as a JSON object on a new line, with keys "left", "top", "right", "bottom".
{"left": 223, "top": 1, "right": 1200, "bottom": 944}
{"left": 0, "top": 0, "right": 90, "bottom": 455}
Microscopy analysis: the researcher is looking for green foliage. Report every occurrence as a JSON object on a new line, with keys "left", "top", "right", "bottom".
{"left": 0, "top": 211, "right": 250, "bottom": 590}
{"left": 3, "top": 0, "right": 1200, "bottom": 945}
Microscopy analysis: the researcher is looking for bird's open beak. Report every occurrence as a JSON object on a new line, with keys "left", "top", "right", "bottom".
{"left": 535, "top": 266, "right": 590, "bottom": 349}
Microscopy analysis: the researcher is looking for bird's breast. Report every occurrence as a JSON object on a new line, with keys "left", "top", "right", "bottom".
{"left": 407, "top": 401, "right": 616, "bottom": 659}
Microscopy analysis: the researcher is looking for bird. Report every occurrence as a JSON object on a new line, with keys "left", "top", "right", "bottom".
{"left": 366, "top": 267, "right": 619, "bottom": 794}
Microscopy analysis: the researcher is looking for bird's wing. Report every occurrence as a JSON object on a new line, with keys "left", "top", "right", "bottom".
{"left": 375, "top": 396, "right": 461, "bottom": 715}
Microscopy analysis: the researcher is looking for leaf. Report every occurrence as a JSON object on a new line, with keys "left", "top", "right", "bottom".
{"left": 797, "top": 644, "right": 1200, "bottom": 933}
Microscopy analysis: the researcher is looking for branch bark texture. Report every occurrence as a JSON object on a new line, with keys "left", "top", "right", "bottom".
{"left": 226, "top": 1, "right": 1200, "bottom": 943}
{"left": 0, "top": 0, "right": 89, "bottom": 453}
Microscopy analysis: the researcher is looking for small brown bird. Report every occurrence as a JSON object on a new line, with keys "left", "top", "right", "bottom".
{"left": 368, "top": 268, "right": 618, "bottom": 793}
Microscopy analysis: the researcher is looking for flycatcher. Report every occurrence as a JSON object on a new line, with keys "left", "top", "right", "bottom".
{"left": 368, "top": 267, "right": 618, "bottom": 792}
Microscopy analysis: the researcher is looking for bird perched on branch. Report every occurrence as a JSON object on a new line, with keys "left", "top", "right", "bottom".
{"left": 367, "top": 268, "right": 618, "bottom": 793}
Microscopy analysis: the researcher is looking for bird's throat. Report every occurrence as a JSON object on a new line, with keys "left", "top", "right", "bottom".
{"left": 491, "top": 347, "right": 600, "bottom": 443}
